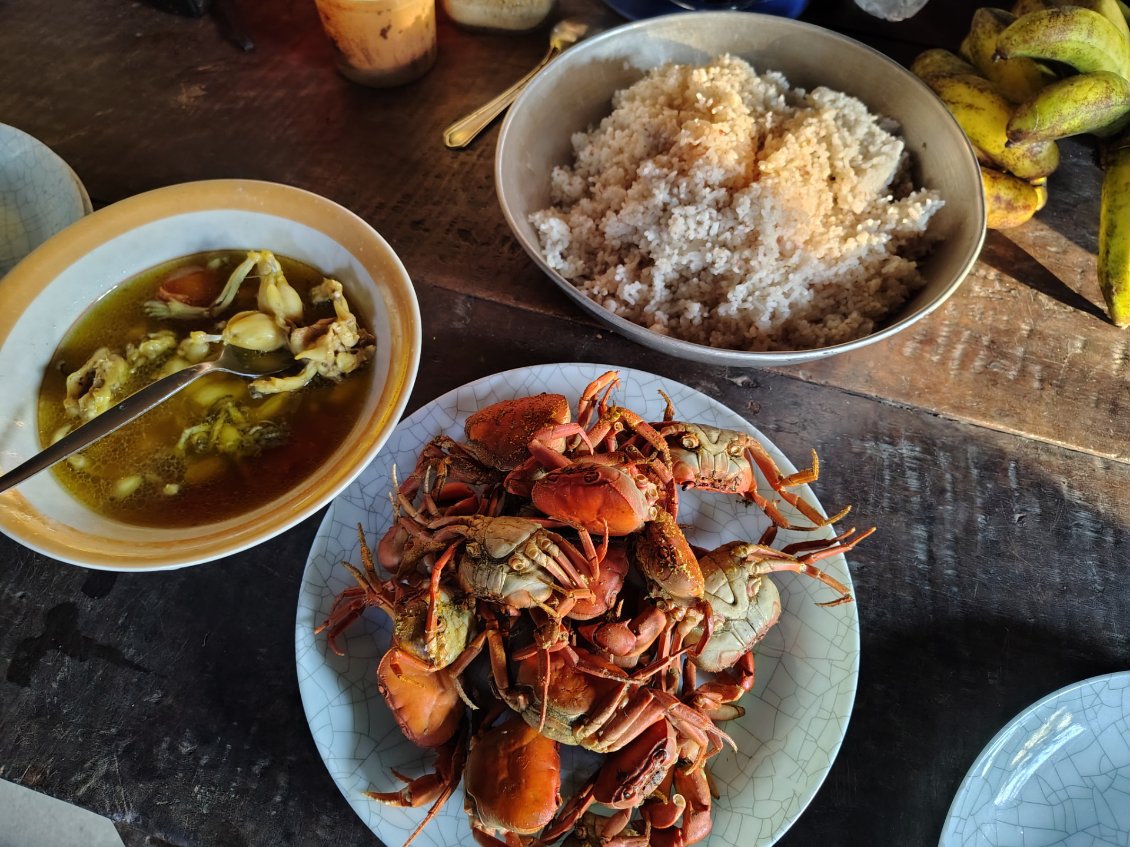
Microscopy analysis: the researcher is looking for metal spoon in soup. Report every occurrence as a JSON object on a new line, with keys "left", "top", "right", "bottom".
{"left": 0, "top": 343, "right": 293, "bottom": 495}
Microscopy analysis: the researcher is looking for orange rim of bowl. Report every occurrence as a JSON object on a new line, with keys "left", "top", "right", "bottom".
{"left": 0, "top": 179, "right": 421, "bottom": 570}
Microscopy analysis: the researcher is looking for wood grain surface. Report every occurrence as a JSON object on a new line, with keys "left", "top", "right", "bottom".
{"left": 1, "top": 1, "right": 1129, "bottom": 846}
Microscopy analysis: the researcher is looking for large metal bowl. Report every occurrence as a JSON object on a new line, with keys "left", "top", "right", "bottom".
{"left": 495, "top": 12, "right": 985, "bottom": 367}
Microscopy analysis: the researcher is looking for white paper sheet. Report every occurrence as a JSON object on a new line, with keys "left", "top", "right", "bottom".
{"left": 0, "top": 779, "right": 126, "bottom": 847}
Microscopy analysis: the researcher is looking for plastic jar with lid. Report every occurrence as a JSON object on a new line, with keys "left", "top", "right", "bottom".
{"left": 442, "top": 0, "right": 555, "bottom": 32}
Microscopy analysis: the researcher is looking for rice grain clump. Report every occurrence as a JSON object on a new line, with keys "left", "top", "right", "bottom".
{"left": 530, "top": 55, "right": 945, "bottom": 352}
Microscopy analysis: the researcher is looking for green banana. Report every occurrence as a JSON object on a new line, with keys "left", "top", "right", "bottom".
{"left": 1099, "top": 140, "right": 1130, "bottom": 326}
{"left": 927, "top": 73, "right": 1061, "bottom": 179}
{"left": 1007, "top": 71, "right": 1130, "bottom": 142}
{"left": 1012, "top": 1, "right": 1130, "bottom": 48}
{"left": 980, "top": 165, "right": 1047, "bottom": 228}
{"left": 1065, "top": 0, "right": 1130, "bottom": 43}
{"left": 911, "top": 48, "right": 979, "bottom": 82}
{"left": 961, "top": 7, "right": 1056, "bottom": 103}
{"left": 995, "top": 6, "right": 1130, "bottom": 79}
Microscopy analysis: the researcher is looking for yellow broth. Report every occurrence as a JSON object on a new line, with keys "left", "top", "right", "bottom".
{"left": 36, "top": 251, "right": 370, "bottom": 527}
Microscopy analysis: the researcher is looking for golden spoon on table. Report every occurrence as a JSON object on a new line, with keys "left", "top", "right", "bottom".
{"left": 443, "top": 17, "right": 598, "bottom": 150}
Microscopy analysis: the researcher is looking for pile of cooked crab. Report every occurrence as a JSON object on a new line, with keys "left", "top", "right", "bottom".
{"left": 317, "top": 370, "right": 873, "bottom": 847}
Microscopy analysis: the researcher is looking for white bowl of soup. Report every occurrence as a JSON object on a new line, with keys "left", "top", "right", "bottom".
{"left": 0, "top": 179, "right": 421, "bottom": 570}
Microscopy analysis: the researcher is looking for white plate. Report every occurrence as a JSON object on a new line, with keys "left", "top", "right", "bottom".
{"left": 295, "top": 362, "right": 860, "bottom": 847}
{"left": 0, "top": 123, "right": 91, "bottom": 278}
{"left": 940, "top": 672, "right": 1130, "bottom": 846}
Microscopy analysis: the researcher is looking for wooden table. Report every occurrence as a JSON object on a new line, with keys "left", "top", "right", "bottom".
{"left": 1, "top": 1, "right": 1128, "bottom": 844}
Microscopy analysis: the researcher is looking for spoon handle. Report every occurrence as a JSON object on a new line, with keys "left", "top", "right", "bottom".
{"left": 0, "top": 361, "right": 214, "bottom": 495}
{"left": 443, "top": 45, "right": 560, "bottom": 149}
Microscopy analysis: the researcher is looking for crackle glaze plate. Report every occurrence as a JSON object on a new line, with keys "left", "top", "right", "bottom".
{"left": 940, "top": 672, "right": 1130, "bottom": 847}
{"left": 295, "top": 362, "right": 860, "bottom": 847}
{"left": 0, "top": 123, "right": 91, "bottom": 278}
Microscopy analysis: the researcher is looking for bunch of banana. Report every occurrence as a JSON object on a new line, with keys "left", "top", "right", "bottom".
{"left": 1099, "top": 138, "right": 1130, "bottom": 326}
{"left": 911, "top": 44, "right": 1058, "bottom": 229}
{"left": 961, "top": 6, "right": 1055, "bottom": 103}
{"left": 912, "top": 0, "right": 1130, "bottom": 326}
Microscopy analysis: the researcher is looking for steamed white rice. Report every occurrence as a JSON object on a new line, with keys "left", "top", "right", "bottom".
{"left": 530, "top": 55, "right": 944, "bottom": 352}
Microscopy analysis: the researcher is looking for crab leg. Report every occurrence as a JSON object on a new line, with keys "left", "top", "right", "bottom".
{"left": 743, "top": 444, "right": 851, "bottom": 529}
{"left": 425, "top": 542, "right": 459, "bottom": 639}
{"left": 315, "top": 526, "right": 397, "bottom": 655}
{"left": 533, "top": 530, "right": 596, "bottom": 590}
{"left": 575, "top": 370, "right": 620, "bottom": 431}
{"left": 365, "top": 725, "right": 468, "bottom": 847}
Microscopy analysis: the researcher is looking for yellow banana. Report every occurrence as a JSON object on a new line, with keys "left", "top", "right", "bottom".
{"left": 995, "top": 6, "right": 1130, "bottom": 79}
{"left": 980, "top": 165, "right": 1046, "bottom": 228}
{"left": 973, "top": 144, "right": 996, "bottom": 167}
{"left": 927, "top": 73, "right": 1061, "bottom": 179}
{"left": 1007, "top": 71, "right": 1130, "bottom": 142}
{"left": 1012, "top": 0, "right": 1130, "bottom": 44}
{"left": 1063, "top": 0, "right": 1130, "bottom": 43}
{"left": 911, "top": 48, "right": 979, "bottom": 82}
{"left": 962, "top": 7, "right": 1055, "bottom": 103}
{"left": 1098, "top": 140, "right": 1130, "bottom": 326}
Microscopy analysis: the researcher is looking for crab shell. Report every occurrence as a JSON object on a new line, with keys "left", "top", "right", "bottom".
{"left": 454, "top": 516, "right": 564, "bottom": 609}
{"left": 513, "top": 649, "right": 626, "bottom": 745}
{"left": 376, "top": 647, "right": 463, "bottom": 749}
{"left": 463, "top": 392, "right": 571, "bottom": 471}
{"left": 566, "top": 542, "right": 629, "bottom": 621}
{"left": 682, "top": 541, "right": 783, "bottom": 672}
{"left": 465, "top": 717, "right": 562, "bottom": 834}
{"left": 593, "top": 718, "right": 679, "bottom": 809}
{"left": 392, "top": 586, "right": 475, "bottom": 670}
{"left": 531, "top": 458, "right": 659, "bottom": 536}
{"left": 632, "top": 510, "right": 705, "bottom": 601}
